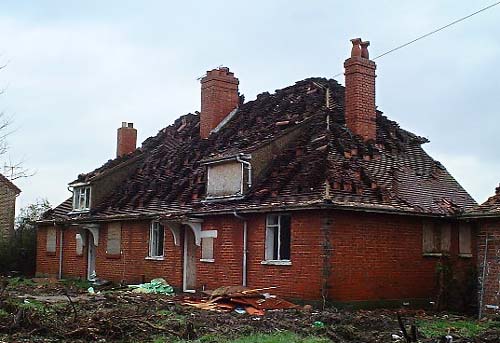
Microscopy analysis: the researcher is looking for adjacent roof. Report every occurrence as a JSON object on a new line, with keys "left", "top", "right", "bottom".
{"left": 43, "top": 77, "right": 476, "bottom": 222}
{"left": 464, "top": 185, "right": 500, "bottom": 218}
{"left": 0, "top": 173, "right": 21, "bottom": 194}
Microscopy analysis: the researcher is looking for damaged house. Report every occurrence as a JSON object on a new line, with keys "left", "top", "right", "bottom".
{"left": 37, "top": 39, "right": 478, "bottom": 306}
{"left": 0, "top": 173, "right": 21, "bottom": 241}
{"left": 463, "top": 185, "right": 500, "bottom": 316}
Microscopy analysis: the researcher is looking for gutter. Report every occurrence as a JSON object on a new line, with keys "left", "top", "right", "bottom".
{"left": 233, "top": 210, "right": 248, "bottom": 287}
{"left": 38, "top": 201, "right": 463, "bottom": 226}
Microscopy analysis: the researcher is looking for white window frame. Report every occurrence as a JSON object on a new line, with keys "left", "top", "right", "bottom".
{"left": 148, "top": 221, "right": 165, "bottom": 259}
{"left": 263, "top": 214, "right": 291, "bottom": 264}
{"left": 72, "top": 186, "right": 91, "bottom": 211}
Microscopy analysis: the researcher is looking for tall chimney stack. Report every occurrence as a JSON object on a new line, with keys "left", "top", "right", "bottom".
{"left": 344, "top": 38, "right": 377, "bottom": 141}
{"left": 117, "top": 122, "right": 137, "bottom": 157}
{"left": 200, "top": 67, "right": 239, "bottom": 139}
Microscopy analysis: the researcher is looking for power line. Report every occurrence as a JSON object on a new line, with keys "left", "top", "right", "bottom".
{"left": 333, "top": 1, "right": 500, "bottom": 77}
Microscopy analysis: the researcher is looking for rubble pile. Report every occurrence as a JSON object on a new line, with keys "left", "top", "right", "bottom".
{"left": 181, "top": 286, "right": 298, "bottom": 315}
{"left": 0, "top": 278, "right": 498, "bottom": 343}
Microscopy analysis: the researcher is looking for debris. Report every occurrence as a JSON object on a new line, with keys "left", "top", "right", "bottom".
{"left": 313, "top": 321, "right": 325, "bottom": 328}
{"left": 183, "top": 286, "right": 297, "bottom": 315}
{"left": 128, "top": 278, "right": 174, "bottom": 295}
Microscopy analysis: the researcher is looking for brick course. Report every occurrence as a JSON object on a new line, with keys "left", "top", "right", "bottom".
{"left": 344, "top": 55, "right": 377, "bottom": 141}
{"left": 200, "top": 67, "right": 239, "bottom": 139}
{"left": 0, "top": 176, "right": 19, "bottom": 241}
{"left": 477, "top": 219, "right": 500, "bottom": 314}
{"left": 36, "top": 210, "right": 475, "bottom": 304}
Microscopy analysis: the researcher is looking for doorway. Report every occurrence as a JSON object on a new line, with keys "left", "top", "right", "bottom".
{"left": 183, "top": 227, "right": 196, "bottom": 292}
{"left": 87, "top": 231, "right": 97, "bottom": 281}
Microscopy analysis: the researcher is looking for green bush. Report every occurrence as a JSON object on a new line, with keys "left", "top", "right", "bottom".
{"left": 0, "top": 199, "right": 51, "bottom": 276}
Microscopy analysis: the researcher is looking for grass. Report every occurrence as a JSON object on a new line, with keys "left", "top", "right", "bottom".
{"left": 417, "top": 318, "right": 493, "bottom": 338}
{"left": 5, "top": 277, "right": 36, "bottom": 289}
{"left": 154, "top": 332, "right": 330, "bottom": 343}
{"left": 157, "top": 308, "right": 187, "bottom": 324}
{"left": 59, "top": 278, "right": 92, "bottom": 289}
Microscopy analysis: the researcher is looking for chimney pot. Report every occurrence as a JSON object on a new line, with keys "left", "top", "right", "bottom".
{"left": 360, "top": 41, "right": 370, "bottom": 59}
{"left": 350, "top": 38, "right": 362, "bottom": 57}
{"left": 496, "top": 183, "right": 500, "bottom": 195}
{"left": 117, "top": 122, "right": 137, "bottom": 157}
{"left": 200, "top": 66, "right": 239, "bottom": 139}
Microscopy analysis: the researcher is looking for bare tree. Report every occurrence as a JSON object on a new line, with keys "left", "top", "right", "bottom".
{"left": 0, "top": 61, "right": 34, "bottom": 180}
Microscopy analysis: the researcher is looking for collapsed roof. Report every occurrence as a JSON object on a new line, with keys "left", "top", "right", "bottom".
{"left": 43, "top": 76, "right": 476, "bottom": 222}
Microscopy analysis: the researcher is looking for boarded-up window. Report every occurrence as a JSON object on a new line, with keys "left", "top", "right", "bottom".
{"left": 423, "top": 221, "right": 451, "bottom": 255}
{"left": 459, "top": 223, "right": 472, "bottom": 256}
{"left": 46, "top": 227, "right": 56, "bottom": 253}
{"left": 201, "top": 237, "right": 214, "bottom": 260}
{"left": 75, "top": 233, "right": 84, "bottom": 256}
{"left": 207, "top": 162, "right": 243, "bottom": 198}
{"left": 106, "top": 223, "right": 121, "bottom": 255}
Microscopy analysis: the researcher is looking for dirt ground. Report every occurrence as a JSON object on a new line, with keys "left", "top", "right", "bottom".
{"left": 0, "top": 278, "right": 499, "bottom": 343}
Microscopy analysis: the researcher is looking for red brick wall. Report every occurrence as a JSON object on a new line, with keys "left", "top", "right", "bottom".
{"left": 477, "top": 219, "right": 500, "bottom": 315}
{"left": 200, "top": 67, "right": 239, "bottom": 139}
{"left": 36, "top": 225, "right": 61, "bottom": 277}
{"left": 116, "top": 124, "right": 137, "bottom": 157}
{"left": 344, "top": 56, "right": 376, "bottom": 141}
{"left": 36, "top": 210, "right": 475, "bottom": 305}
{"left": 327, "top": 211, "right": 475, "bottom": 303}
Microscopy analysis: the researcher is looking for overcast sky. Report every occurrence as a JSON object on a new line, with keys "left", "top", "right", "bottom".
{"left": 1, "top": 0, "right": 499, "bottom": 212}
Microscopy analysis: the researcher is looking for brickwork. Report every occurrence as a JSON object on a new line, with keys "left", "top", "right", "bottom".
{"left": 36, "top": 210, "right": 475, "bottom": 303}
{"left": 344, "top": 56, "right": 377, "bottom": 141}
{"left": 200, "top": 67, "right": 239, "bottom": 139}
{"left": 477, "top": 219, "right": 500, "bottom": 314}
{"left": 0, "top": 177, "right": 19, "bottom": 241}
{"left": 116, "top": 123, "right": 137, "bottom": 157}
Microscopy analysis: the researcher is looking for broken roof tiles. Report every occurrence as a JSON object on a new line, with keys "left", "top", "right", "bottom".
{"left": 466, "top": 184, "right": 500, "bottom": 217}
{"left": 45, "top": 77, "right": 476, "bottom": 222}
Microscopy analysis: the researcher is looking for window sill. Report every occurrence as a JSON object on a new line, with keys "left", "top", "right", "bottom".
{"left": 106, "top": 253, "right": 121, "bottom": 260}
{"left": 422, "top": 252, "right": 450, "bottom": 257}
{"left": 261, "top": 260, "right": 292, "bottom": 266}
{"left": 46, "top": 251, "right": 56, "bottom": 256}
{"left": 68, "top": 209, "right": 91, "bottom": 215}
{"left": 459, "top": 253, "right": 472, "bottom": 258}
{"left": 200, "top": 258, "right": 215, "bottom": 263}
{"left": 145, "top": 256, "right": 164, "bottom": 261}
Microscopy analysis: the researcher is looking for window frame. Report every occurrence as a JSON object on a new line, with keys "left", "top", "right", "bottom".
{"left": 46, "top": 227, "right": 57, "bottom": 255}
{"left": 148, "top": 221, "right": 165, "bottom": 259}
{"left": 200, "top": 237, "right": 215, "bottom": 262}
{"left": 263, "top": 214, "right": 291, "bottom": 264}
{"left": 459, "top": 222, "right": 472, "bottom": 257}
{"left": 106, "top": 222, "right": 122, "bottom": 257}
{"left": 72, "top": 186, "right": 91, "bottom": 211}
{"left": 205, "top": 161, "right": 245, "bottom": 200}
{"left": 422, "top": 221, "right": 451, "bottom": 257}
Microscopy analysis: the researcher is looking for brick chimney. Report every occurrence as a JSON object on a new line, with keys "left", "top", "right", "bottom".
{"left": 344, "top": 38, "right": 377, "bottom": 141}
{"left": 200, "top": 67, "right": 239, "bottom": 139}
{"left": 117, "top": 122, "right": 137, "bottom": 157}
